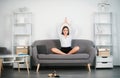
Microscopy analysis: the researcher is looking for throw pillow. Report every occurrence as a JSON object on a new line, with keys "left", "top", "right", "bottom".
{"left": 37, "top": 45, "right": 47, "bottom": 54}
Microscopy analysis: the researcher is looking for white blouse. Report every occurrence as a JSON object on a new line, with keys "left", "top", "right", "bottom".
{"left": 58, "top": 23, "right": 73, "bottom": 47}
{"left": 59, "top": 35, "right": 72, "bottom": 47}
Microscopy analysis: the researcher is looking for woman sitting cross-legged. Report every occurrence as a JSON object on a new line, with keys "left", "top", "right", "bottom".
{"left": 51, "top": 17, "right": 80, "bottom": 55}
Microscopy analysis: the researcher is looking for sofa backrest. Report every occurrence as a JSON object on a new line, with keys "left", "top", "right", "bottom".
{"left": 0, "top": 47, "right": 9, "bottom": 54}
{"left": 72, "top": 39, "right": 95, "bottom": 53}
{"left": 32, "top": 39, "right": 61, "bottom": 54}
{"left": 32, "top": 39, "right": 95, "bottom": 54}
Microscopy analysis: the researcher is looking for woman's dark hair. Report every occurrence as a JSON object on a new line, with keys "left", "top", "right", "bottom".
{"left": 61, "top": 26, "right": 69, "bottom": 35}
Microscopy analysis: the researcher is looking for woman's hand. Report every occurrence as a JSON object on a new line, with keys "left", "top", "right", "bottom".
{"left": 63, "top": 17, "right": 69, "bottom": 25}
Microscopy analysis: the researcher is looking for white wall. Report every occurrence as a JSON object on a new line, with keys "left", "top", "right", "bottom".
{"left": 0, "top": 0, "right": 120, "bottom": 65}
{"left": 110, "top": 0, "right": 120, "bottom": 65}
{"left": 31, "top": 0, "right": 96, "bottom": 40}
{"left": 0, "top": 0, "right": 97, "bottom": 48}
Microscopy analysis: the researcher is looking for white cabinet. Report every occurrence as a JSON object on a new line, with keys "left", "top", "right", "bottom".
{"left": 13, "top": 55, "right": 30, "bottom": 69}
{"left": 12, "top": 11, "right": 32, "bottom": 55}
{"left": 96, "top": 56, "right": 113, "bottom": 68}
{"left": 94, "top": 12, "right": 113, "bottom": 68}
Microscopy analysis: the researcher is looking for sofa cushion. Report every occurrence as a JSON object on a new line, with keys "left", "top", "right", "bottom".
{"left": 37, "top": 54, "right": 89, "bottom": 60}
{"left": 37, "top": 45, "right": 47, "bottom": 54}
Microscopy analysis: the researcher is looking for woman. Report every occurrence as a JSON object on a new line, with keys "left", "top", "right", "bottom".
{"left": 51, "top": 17, "right": 80, "bottom": 55}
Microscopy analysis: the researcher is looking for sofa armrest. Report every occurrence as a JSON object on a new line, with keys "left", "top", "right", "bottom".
{"left": 87, "top": 47, "right": 96, "bottom": 64}
{"left": 32, "top": 46, "right": 39, "bottom": 65}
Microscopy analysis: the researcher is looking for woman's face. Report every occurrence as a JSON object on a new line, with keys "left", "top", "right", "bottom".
{"left": 63, "top": 28, "right": 69, "bottom": 35}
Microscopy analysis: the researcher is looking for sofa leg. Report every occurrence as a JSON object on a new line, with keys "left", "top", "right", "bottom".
{"left": 87, "top": 63, "right": 91, "bottom": 72}
{"left": 36, "top": 64, "right": 40, "bottom": 72}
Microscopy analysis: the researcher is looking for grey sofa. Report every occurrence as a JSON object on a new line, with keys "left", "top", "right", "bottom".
{"left": 31, "top": 39, "right": 96, "bottom": 72}
{"left": 0, "top": 47, "right": 9, "bottom": 54}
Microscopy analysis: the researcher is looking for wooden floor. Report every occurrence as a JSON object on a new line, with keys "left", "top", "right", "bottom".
{"left": 1, "top": 66, "right": 120, "bottom": 78}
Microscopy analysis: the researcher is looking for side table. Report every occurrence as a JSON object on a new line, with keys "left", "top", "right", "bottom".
{"left": 0, "top": 54, "right": 30, "bottom": 74}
